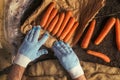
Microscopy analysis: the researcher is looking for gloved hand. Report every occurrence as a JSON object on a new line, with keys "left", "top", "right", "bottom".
{"left": 14, "top": 25, "right": 49, "bottom": 67}
{"left": 52, "top": 41, "right": 84, "bottom": 79}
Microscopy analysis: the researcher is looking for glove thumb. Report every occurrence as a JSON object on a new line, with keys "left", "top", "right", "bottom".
{"left": 37, "top": 49, "right": 48, "bottom": 57}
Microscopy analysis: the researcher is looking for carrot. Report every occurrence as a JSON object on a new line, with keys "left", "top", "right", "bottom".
{"left": 63, "top": 22, "right": 79, "bottom": 43}
{"left": 87, "top": 50, "right": 111, "bottom": 63}
{"left": 115, "top": 18, "right": 120, "bottom": 51}
{"left": 60, "top": 17, "right": 75, "bottom": 40}
{"left": 51, "top": 12, "right": 65, "bottom": 36}
{"left": 44, "top": 8, "right": 58, "bottom": 30}
{"left": 81, "top": 19, "right": 96, "bottom": 49}
{"left": 94, "top": 17, "right": 116, "bottom": 45}
{"left": 40, "top": 2, "right": 55, "bottom": 27}
{"left": 47, "top": 14, "right": 59, "bottom": 32}
{"left": 56, "top": 11, "right": 72, "bottom": 37}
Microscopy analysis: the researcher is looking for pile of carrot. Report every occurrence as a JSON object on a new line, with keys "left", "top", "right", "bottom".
{"left": 80, "top": 17, "right": 120, "bottom": 63}
{"left": 39, "top": 2, "right": 120, "bottom": 63}
{"left": 39, "top": 2, "right": 79, "bottom": 43}
{"left": 93, "top": 17, "right": 120, "bottom": 51}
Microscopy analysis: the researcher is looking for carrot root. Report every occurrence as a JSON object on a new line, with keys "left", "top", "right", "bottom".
{"left": 115, "top": 18, "right": 120, "bottom": 51}
{"left": 56, "top": 11, "right": 72, "bottom": 37}
{"left": 47, "top": 14, "right": 59, "bottom": 32}
{"left": 87, "top": 50, "right": 111, "bottom": 63}
{"left": 94, "top": 17, "right": 116, "bottom": 45}
{"left": 51, "top": 12, "right": 65, "bottom": 36}
{"left": 64, "top": 22, "right": 79, "bottom": 43}
{"left": 40, "top": 2, "right": 56, "bottom": 27}
{"left": 81, "top": 19, "right": 96, "bottom": 49}
{"left": 60, "top": 17, "right": 75, "bottom": 40}
{"left": 44, "top": 8, "right": 58, "bottom": 30}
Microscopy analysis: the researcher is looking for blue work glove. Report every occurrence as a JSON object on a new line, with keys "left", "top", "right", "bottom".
{"left": 52, "top": 41, "right": 84, "bottom": 79}
{"left": 14, "top": 25, "right": 49, "bottom": 67}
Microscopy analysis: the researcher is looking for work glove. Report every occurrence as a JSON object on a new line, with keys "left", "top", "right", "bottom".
{"left": 52, "top": 41, "right": 84, "bottom": 79}
{"left": 14, "top": 25, "right": 49, "bottom": 67}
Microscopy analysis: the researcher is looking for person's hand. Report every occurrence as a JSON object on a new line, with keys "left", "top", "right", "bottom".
{"left": 52, "top": 41, "right": 84, "bottom": 79}
{"left": 14, "top": 25, "right": 49, "bottom": 67}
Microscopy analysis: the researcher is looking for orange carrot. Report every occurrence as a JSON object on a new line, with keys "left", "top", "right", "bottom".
{"left": 87, "top": 50, "right": 111, "bottom": 63}
{"left": 94, "top": 17, "right": 116, "bottom": 45}
{"left": 60, "top": 17, "right": 75, "bottom": 40}
{"left": 40, "top": 2, "right": 55, "bottom": 27}
{"left": 47, "top": 14, "right": 59, "bottom": 32}
{"left": 81, "top": 19, "right": 96, "bottom": 49}
{"left": 63, "top": 22, "right": 79, "bottom": 43}
{"left": 51, "top": 12, "right": 65, "bottom": 36}
{"left": 56, "top": 11, "right": 72, "bottom": 37}
{"left": 44, "top": 8, "right": 58, "bottom": 30}
{"left": 115, "top": 18, "right": 120, "bottom": 51}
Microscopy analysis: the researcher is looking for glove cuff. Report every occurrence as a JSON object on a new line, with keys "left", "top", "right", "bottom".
{"left": 68, "top": 64, "right": 84, "bottom": 79}
{"left": 14, "top": 53, "right": 31, "bottom": 67}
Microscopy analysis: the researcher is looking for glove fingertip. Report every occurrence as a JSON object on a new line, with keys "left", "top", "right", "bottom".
{"left": 38, "top": 32, "right": 49, "bottom": 45}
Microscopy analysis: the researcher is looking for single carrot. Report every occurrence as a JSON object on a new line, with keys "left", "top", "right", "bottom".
{"left": 51, "top": 12, "right": 65, "bottom": 36}
{"left": 81, "top": 19, "right": 96, "bottom": 49}
{"left": 40, "top": 2, "right": 55, "bottom": 27}
{"left": 60, "top": 17, "right": 75, "bottom": 40}
{"left": 63, "top": 22, "right": 79, "bottom": 43}
{"left": 87, "top": 50, "right": 111, "bottom": 63}
{"left": 47, "top": 14, "right": 59, "bottom": 32}
{"left": 56, "top": 11, "right": 72, "bottom": 37}
{"left": 115, "top": 18, "right": 120, "bottom": 51}
{"left": 44, "top": 8, "right": 58, "bottom": 30}
{"left": 94, "top": 17, "right": 116, "bottom": 45}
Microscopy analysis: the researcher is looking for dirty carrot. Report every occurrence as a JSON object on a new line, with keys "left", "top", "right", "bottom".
{"left": 40, "top": 2, "right": 55, "bottom": 27}
{"left": 44, "top": 8, "right": 58, "bottom": 30}
{"left": 81, "top": 19, "right": 96, "bottom": 49}
{"left": 64, "top": 22, "right": 79, "bottom": 43}
{"left": 60, "top": 17, "right": 75, "bottom": 40}
{"left": 47, "top": 14, "right": 59, "bottom": 32}
{"left": 51, "top": 12, "right": 65, "bottom": 36}
{"left": 56, "top": 11, "right": 72, "bottom": 37}
{"left": 115, "top": 18, "right": 120, "bottom": 51}
{"left": 87, "top": 50, "right": 111, "bottom": 63}
{"left": 94, "top": 17, "right": 116, "bottom": 45}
